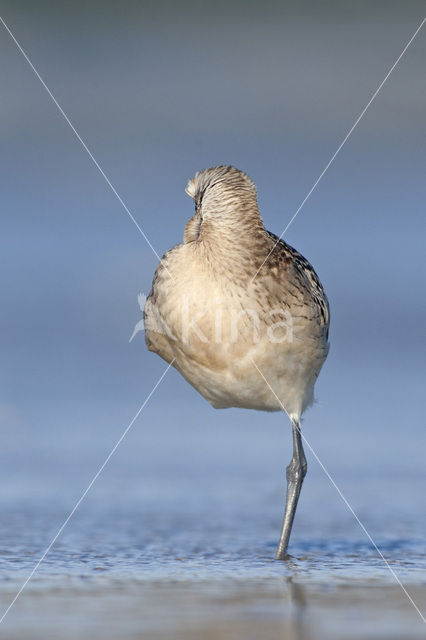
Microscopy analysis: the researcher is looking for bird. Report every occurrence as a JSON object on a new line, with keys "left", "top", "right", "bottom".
{"left": 144, "top": 166, "right": 329, "bottom": 559}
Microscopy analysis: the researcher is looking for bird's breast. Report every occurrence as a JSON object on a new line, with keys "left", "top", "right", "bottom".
{"left": 145, "top": 244, "right": 327, "bottom": 416}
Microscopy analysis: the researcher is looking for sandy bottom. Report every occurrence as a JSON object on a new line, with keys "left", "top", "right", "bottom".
{"left": 1, "top": 575, "right": 425, "bottom": 640}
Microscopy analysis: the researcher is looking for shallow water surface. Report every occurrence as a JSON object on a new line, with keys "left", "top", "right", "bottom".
{"left": 1, "top": 427, "right": 426, "bottom": 640}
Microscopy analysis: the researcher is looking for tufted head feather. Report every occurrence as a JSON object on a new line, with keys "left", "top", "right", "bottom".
{"left": 183, "top": 166, "right": 263, "bottom": 244}
{"left": 185, "top": 166, "right": 257, "bottom": 207}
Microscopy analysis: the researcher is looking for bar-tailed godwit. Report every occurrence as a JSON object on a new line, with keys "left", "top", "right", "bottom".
{"left": 145, "top": 166, "right": 329, "bottom": 559}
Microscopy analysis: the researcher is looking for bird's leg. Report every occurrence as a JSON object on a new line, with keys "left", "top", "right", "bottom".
{"left": 275, "top": 417, "right": 307, "bottom": 560}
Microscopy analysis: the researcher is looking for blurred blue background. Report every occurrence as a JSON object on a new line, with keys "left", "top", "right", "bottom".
{"left": 0, "top": 0, "right": 425, "bottom": 572}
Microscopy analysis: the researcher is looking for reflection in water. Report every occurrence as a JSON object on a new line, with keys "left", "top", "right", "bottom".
{"left": 287, "top": 576, "right": 309, "bottom": 640}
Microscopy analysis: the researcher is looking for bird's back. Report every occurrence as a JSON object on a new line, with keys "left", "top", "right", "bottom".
{"left": 145, "top": 167, "right": 329, "bottom": 418}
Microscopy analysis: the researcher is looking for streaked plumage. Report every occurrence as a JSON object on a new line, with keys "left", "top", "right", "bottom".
{"left": 145, "top": 165, "right": 330, "bottom": 558}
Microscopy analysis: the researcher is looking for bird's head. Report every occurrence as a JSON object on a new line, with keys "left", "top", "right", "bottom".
{"left": 184, "top": 166, "right": 262, "bottom": 243}
{"left": 185, "top": 166, "right": 256, "bottom": 211}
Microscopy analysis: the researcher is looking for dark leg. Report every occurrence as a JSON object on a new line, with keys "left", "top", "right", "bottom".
{"left": 276, "top": 418, "right": 307, "bottom": 560}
